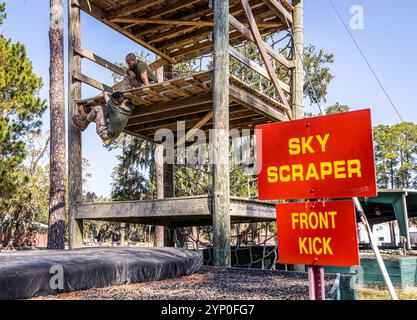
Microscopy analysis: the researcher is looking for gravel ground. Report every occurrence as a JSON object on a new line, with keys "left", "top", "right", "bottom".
{"left": 35, "top": 267, "right": 336, "bottom": 300}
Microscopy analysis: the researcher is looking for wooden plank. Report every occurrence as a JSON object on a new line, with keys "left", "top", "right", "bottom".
{"left": 127, "top": 102, "right": 213, "bottom": 126}
{"left": 74, "top": 47, "right": 125, "bottom": 76}
{"left": 175, "top": 111, "right": 213, "bottom": 147}
{"left": 262, "top": 0, "right": 293, "bottom": 24}
{"left": 73, "top": 0, "right": 176, "bottom": 63}
{"left": 130, "top": 94, "right": 212, "bottom": 118}
{"left": 229, "top": 46, "right": 290, "bottom": 93}
{"left": 229, "top": 82, "right": 288, "bottom": 122}
{"left": 76, "top": 196, "right": 212, "bottom": 220}
{"left": 112, "top": 17, "right": 213, "bottom": 27}
{"left": 74, "top": 196, "right": 275, "bottom": 226}
{"left": 107, "top": 0, "right": 166, "bottom": 20}
{"left": 241, "top": 0, "right": 292, "bottom": 119}
{"left": 73, "top": 72, "right": 113, "bottom": 92}
{"left": 229, "top": 14, "right": 293, "bottom": 69}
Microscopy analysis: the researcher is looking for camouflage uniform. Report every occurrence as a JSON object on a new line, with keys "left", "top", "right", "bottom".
{"left": 123, "top": 74, "right": 142, "bottom": 90}
{"left": 86, "top": 105, "right": 114, "bottom": 141}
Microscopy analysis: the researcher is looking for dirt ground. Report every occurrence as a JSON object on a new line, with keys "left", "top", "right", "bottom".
{"left": 34, "top": 267, "right": 336, "bottom": 300}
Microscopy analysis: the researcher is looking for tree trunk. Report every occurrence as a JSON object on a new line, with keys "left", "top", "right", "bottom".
{"left": 48, "top": 0, "right": 66, "bottom": 250}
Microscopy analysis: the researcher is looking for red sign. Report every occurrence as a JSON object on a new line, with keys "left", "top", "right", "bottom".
{"left": 276, "top": 200, "right": 359, "bottom": 267}
{"left": 256, "top": 109, "right": 377, "bottom": 200}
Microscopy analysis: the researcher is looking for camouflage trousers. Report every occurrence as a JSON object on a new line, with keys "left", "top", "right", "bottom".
{"left": 123, "top": 75, "right": 142, "bottom": 90}
{"left": 122, "top": 74, "right": 157, "bottom": 90}
{"left": 87, "top": 105, "right": 114, "bottom": 141}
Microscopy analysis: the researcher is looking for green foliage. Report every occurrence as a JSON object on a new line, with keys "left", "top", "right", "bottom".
{"left": 0, "top": 132, "right": 49, "bottom": 248}
{"left": 0, "top": 33, "right": 46, "bottom": 200}
{"left": 0, "top": 7, "right": 47, "bottom": 247}
{"left": 374, "top": 123, "right": 417, "bottom": 189}
{"left": 0, "top": 3, "right": 5, "bottom": 25}
{"left": 108, "top": 134, "right": 156, "bottom": 201}
{"left": 303, "top": 45, "right": 334, "bottom": 105}
{"left": 325, "top": 102, "right": 351, "bottom": 115}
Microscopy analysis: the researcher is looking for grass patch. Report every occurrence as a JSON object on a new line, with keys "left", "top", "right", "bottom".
{"left": 358, "top": 287, "right": 417, "bottom": 300}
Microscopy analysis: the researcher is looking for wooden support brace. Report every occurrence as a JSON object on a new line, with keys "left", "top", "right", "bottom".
{"left": 73, "top": 0, "right": 176, "bottom": 64}
{"left": 229, "top": 46, "right": 290, "bottom": 93}
{"left": 229, "top": 14, "right": 293, "bottom": 69}
{"left": 74, "top": 47, "right": 125, "bottom": 76}
{"left": 262, "top": 0, "right": 293, "bottom": 25}
{"left": 175, "top": 111, "right": 213, "bottom": 147}
{"left": 72, "top": 72, "right": 113, "bottom": 92}
{"left": 241, "top": 0, "right": 292, "bottom": 119}
{"left": 111, "top": 17, "right": 213, "bottom": 27}
{"left": 107, "top": 0, "right": 166, "bottom": 20}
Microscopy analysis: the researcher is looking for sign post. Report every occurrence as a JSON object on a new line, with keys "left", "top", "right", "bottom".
{"left": 256, "top": 109, "right": 384, "bottom": 300}
{"left": 309, "top": 266, "right": 325, "bottom": 300}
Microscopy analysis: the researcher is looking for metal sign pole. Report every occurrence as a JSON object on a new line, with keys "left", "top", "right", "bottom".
{"left": 353, "top": 197, "right": 398, "bottom": 300}
{"left": 308, "top": 265, "right": 325, "bottom": 300}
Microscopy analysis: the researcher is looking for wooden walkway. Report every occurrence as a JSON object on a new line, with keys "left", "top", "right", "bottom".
{"left": 75, "top": 195, "right": 276, "bottom": 227}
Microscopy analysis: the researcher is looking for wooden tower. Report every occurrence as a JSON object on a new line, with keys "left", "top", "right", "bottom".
{"left": 68, "top": 0, "right": 304, "bottom": 267}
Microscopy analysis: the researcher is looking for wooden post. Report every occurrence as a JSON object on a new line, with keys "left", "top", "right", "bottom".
{"left": 153, "top": 64, "right": 176, "bottom": 247}
{"left": 290, "top": 0, "right": 305, "bottom": 272}
{"left": 160, "top": 62, "right": 177, "bottom": 247}
{"left": 212, "top": 0, "right": 231, "bottom": 267}
{"left": 402, "top": 193, "right": 411, "bottom": 250}
{"left": 154, "top": 143, "right": 165, "bottom": 247}
{"left": 68, "top": 0, "right": 83, "bottom": 249}
{"left": 163, "top": 161, "right": 176, "bottom": 246}
{"left": 291, "top": 0, "right": 304, "bottom": 120}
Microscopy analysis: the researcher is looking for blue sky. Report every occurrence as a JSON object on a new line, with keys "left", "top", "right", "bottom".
{"left": 2, "top": 0, "right": 416, "bottom": 197}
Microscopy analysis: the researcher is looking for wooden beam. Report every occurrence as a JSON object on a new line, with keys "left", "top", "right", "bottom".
{"left": 72, "top": 0, "right": 176, "bottom": 63}
{"left": 229, "top": 14, "right": 293, "bottom": 68}
{"left": 262, "top": 0, "right": 293, "bottom": 24}
{"left": 128, "top": 102, "right": 213, "bottom": 127}
{"left": 229, "top": 46, "right": 290, "bottom": 93}
{"left": 128, "top": 108, "right": 257, "bottom": 136}
{"left": 291, "top": 0, "right": 304, "bottom": 120}
{"left": 74, "top": 196, "right": 275, "bottom": 227}
{"left": 229, "top": 82, "right": 288, "bottom": 122}
{"left": 72, "top": 72, "right": 113, "bottom": 92}
{"left": 133, "top": 2, "right": 210, "bottom": 37}
{"left": 112, "top": 17, "right": 213, "bottom": 27}
{"left": 107, "top": 0, "right": 166, "bottom": 20}
{"left": 130, "top": 94, "right": 212, "bottom": 118}
{"left": 74, "top": 47, "right": 125, "bottom": 76}
{"left": 212, "top": 0, "right": 231, "bottom": 267}
{"left": 175, "top": 111, "right": 213, "bottom": 147}
{"left": 68, "top": 0, "right": 83, "bottom": 249}
{"left": 115, "top": 17, "right": 280, "bottom": 28}
{"left": 241, "top": 0, "right": 292, "bottom": 119}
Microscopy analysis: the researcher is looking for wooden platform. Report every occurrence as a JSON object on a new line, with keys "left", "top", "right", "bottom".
{"left": 74, "top": 0, "right": 294, "bottom": 64}
{"left": 77, "top": 71, "right": 288, "bottom": 141}
{"left": 75, "top": 195, "right": 276, "bottom": 227}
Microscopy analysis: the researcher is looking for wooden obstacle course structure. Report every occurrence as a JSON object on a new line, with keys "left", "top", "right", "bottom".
{"left": 68, "top": 0, "right": 304, "bottom": 267}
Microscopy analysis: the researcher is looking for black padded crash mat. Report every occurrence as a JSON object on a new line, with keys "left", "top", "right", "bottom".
{"left": 0, "top": 247, "right": 203, "bottom": 300}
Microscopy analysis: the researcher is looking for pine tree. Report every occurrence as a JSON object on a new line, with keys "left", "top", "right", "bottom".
{"left": 47, "top": 0, "right": 66, "bottom": 249}
{"left": 0, "top": 3, "right": 47, "bottom": 247}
